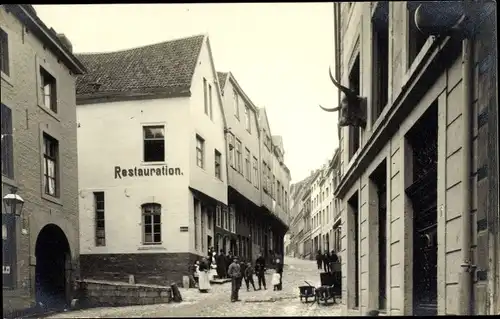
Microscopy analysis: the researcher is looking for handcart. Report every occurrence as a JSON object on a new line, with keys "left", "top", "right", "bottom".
{"left": 298, "top": 281, "right": 316, "bottom": 303}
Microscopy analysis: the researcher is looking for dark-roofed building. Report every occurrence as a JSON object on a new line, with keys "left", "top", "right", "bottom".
{"left": 75, "top": 34, "right": 229, "bottom": 286}
{"left": 1, "top": 4, "right": 85, "bottom": 315}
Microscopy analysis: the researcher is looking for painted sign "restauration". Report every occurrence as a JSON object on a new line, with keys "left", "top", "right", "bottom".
{"left": 114, "top": 166, "right": 183, "bottom": 179}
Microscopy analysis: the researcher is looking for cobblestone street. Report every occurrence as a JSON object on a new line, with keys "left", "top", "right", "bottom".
{"left": 47, "top": 257, "right": 342, "bottom": 317}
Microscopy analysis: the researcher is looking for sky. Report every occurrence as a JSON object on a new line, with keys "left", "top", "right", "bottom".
{"left": 34, "top": 3, "right": 339, "bottom": 183}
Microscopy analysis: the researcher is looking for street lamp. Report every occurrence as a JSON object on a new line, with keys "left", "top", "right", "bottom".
{"left": 3, "top": 187, "right": 25, "bottom": 218}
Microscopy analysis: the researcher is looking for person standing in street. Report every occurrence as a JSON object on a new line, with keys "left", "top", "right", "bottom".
{"left": 198, "top": 258, "right": 211, "bottom": 293}
{"left": 323, "top": 250, "right": 331, "bottom": 273}
{"left": 244, "top": 262, "right": 257, "bottom": 291}
{"left": 274, "top": 258, "right": 284, "bottom": 291}
{"left": 316, "top": 251, "right": 323, "bottom": 270}
{"left": 227, "top": 257, "right": 242, "bottom": 302}
{"left": 255, "top": 253, "right": 267, "bottom": 290}
{"left": 216, "top": 250, "right": 227, "bottom": 279}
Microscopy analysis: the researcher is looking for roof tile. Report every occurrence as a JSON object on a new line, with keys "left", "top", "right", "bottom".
{"left": 76, "top": 34, "right": 205, "bottom": 98}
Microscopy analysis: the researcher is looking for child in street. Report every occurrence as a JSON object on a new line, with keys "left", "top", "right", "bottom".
{"left": 271, "top": 267, "right": 281, "bottom": 291}
{"left": 244, "top": 262, "right": 256, "bottom": 291}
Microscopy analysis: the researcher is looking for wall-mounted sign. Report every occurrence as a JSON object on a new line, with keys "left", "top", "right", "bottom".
{"left": 2, "top": 266, "right": 10, "bottom": 274}
{"left": 114, "top": 166, "right": 183, "bottom": 179}
{"left": 180, "top": 226, "right": 189, "bottom": 232}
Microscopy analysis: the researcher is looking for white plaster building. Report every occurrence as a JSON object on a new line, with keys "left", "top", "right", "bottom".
{"left": 75, "top": 34, "right": 228, "bottom": 285}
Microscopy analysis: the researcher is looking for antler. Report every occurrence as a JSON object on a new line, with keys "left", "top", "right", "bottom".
{"left": 329, "top": 66, "right": 355, "bottom": 96}
{"left": 318, "top": 105, "right": 341, "bottom": 112}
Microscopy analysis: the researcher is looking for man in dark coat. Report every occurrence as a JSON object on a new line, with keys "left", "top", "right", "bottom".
{"left": 316, "top": 251, "right": 323, "bottom": 270}
{"left": 225, "top": 251, "right": 233, "bottom": 278}
{"left": 255, "top": 253, "right": 267, "bottom": 290}
{"left": 323, "top": 250, "right": 331, "bottom": 272}
{"left": 216, "top": 250, "right": 227, "bottom": 279}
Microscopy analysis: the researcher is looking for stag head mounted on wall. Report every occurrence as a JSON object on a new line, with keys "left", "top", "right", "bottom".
{"left": 319, "top": 67, "right": 366, "bottom": 129}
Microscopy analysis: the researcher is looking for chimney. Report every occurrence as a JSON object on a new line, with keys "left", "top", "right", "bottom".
{"left": 56, "top": 33, "right": 73, "bottom": 53}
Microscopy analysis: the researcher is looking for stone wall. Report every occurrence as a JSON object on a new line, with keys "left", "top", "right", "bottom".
{"left": 78, "top": 280, "right": 172, "bottom": 308}
{"left": 80, "top": 252, "right": 198, "bottom": 287}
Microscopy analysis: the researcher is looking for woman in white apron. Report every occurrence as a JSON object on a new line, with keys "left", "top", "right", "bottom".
{"left": 198, "top": 257, "right": 211, "bottom": 293}
{"left": 209, "top": 252, "right": 217, "bottom": 281}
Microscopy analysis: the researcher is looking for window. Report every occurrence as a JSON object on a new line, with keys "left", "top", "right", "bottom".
{"left": 214, "top": 149, "right": 222, "bottom": 179}
{"left": 407, "top": 2, "right": 428, "bottom": 68}
{"left": 207, "top": 208, "right": 212, "bottom": 230}
{"left": 267, "top": 166, "right": 272, "bottom": 192}
{"left": 244, "top": 105, "right": 251, "bottom": 133}
{"left": 229, "top": 205, "right": 236, "bottom": 233}
{"left": 235, "top": 139, "right": 242, "bottom": 173}
{"left": 277, "top": 181, "right": 281, "bottom": 205}
{"left": 43, "top": 133, "right": 59, "bottom": 197}
{"left": 223, "top": 207, "right": 229, "bottom": 231}
{"left": 245, "top": 148, "right": 251, "bottom": 182}
{"left": 282, "top": 186, "right": 285, "bottom": 207}
{"left": 253, "top": 156, "right": 259, "bottom": 188}
{"left": 142, "top": 203, "right": 162, "bottom": 244}
{"left": 285, "top": 191, "right": 288, "bottom": 210}
{"left": 196, "top": 135, "right": 205, "bottom": 168}
{"left": 40, "top": 67, "right": 57, "bottom": 113}
{"left": 262, "top": 161, "right": 268, "bottom": 191}
{"left": 228, "top": 133, "right": 235, "bottom": 168}
{"left": 216, "top": 205, "right": 222, "bottom": 227}
{"left": 372, "top": 2, "right": 389, "bottom": 123}
{"left": 233, "top": 89, "right": 240, "bottom": 119}
{"left": 272, "top": 175, "right": 276, "bottom": 199}
{"left": 348, "top": 55, "right": 361, "bottom": 160}
{"left": 143, "top": 125, "right": 165, "bottom": 162}
{"left": 94, "top": 192, "right": 106, "bottom": 246}
{"left": 203, "top": 78, "right": 208, "bottom": 115}
{"left": 1, "top": 104, "right": 13, "bottom": 178}
{"left": 0, "top": 28, "right": 9, "bottom": 76}
{"left": 208, "top": 84, "right": 213, "bottom": 120}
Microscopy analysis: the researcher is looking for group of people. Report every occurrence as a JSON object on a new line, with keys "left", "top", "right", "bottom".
{"left": 315, "top": 250, "right": 339, "bottom": 273}
{"left": 227, "top": 253, "right": 284, "bottom": 302}
{"left": 189, "top": 250, "right": 285, "bottom": 302}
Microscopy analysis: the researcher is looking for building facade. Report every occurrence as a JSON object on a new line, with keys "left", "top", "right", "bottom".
{"left": 75, "top": 34, "right": 229, "bottom": 285}
{"left": 1, "top": 4, "right": 85, "bottom": 313}
{"left": 300, "top": 188, "right": 313, "bottom": 260}
{"left": 331, "top": 1, "right": 498, "bottom": 316}
{"left": 216, "top": 71, "right": 262, "bottom": 260}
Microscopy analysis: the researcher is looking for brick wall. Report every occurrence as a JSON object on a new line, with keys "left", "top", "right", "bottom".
{"left": 1, "top": 6, "right": 80, "bottom": 311}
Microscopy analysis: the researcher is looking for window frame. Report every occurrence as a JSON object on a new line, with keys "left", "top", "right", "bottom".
{"left": 214, "top": 149, "right": 222, "bottom": 180}
{"left": 39, "top": 67, "right": 58, "bottom": 114}
{"left": 252, "top": 156, "right": 259, "bottom": 189}
{"left": 245, "top": 148, "right": 251, "bottom": 182}
{"left": 235, "top": 138, "right": 243, "bottom": 174}
{"left": 1, "top": 103, "right": 14, "bottom": 179}
{"left": 42, "top": 133, "right": 59, "bottom": 198}
{"left": 208, "top": 83, "right": 213, "bottom": 120}
{"left": 203, "top": 78, "right": 208, "bottom": 115}
{"left": 233, "top": 89, "right": 240, "bottom": 119}
{"left": 142, "top": 124, "right": 166, "bottom": 163}
{"left": 216, "top": 205, "right": 222, "bottom": 228}
{"left": 244, "top": 105, "right": 251, "bottom": 133}
{"left": 196, "top": 135, "right": 205, "bottom": 169}
{"left": 94, "top": 192, "right": 106, "bottom": 247}
{"left": 142, "top": 203, "right": 162, "bottom": 245}
{"left": 0, "top": 27, "right": 11, "bottom": 79}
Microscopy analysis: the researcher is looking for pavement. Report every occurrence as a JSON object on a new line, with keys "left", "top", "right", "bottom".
{"left": 46, "top": 257, "right": 343, "bottom": 317}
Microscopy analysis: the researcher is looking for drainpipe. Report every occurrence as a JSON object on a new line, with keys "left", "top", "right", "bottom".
{"left": 459, "top": 1, "right": 474, "bottom": 315}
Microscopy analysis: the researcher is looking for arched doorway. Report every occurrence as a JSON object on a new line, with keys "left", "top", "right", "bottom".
{"left": 35, "top": 224, "right": 71, "bottom": 309}
{"left": 325, "top": 233, "right": 330, "bottom": 252}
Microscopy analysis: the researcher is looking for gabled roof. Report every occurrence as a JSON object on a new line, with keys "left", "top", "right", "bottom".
{"left": 75, "top": 34, "right": 205, "bottom": 102}
{"left": 5, "top": 5, "right": 86, "bottom": 74}
{"left": 217, "top": 72, "right": 228, "bottom": 93}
